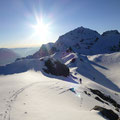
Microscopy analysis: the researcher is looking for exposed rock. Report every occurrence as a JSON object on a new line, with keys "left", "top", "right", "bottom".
{"left": 70, "top": 58, "right": 76, "bottom": 63}
{"left": 102, "top": 30, "right": 120, "bottom": 36}
{"left": 92, "top": 106, "right": 119, "bottom": 120}
{"left": 89, "top": 88, "right": 120, "bottom": 108}
{"left": 43, "top": 58, "right": 70, "bottom": 77}
{"left": 84, "top": 91, "right": 91, "bottom": 96}
{"left": 95, "top": 96, "right": 109, "bottom": 105}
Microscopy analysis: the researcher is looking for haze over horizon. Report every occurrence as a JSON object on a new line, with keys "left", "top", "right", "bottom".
{"left": 0, "top": 0, "right": 120, "bottom": 48}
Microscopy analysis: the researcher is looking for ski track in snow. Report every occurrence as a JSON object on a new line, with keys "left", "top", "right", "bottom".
{"left": 0, "top": 71, "right": 119, "bottom": 120}
{"left": 2, "top": 82, "right": 40, "bottom": 120}
{"left": 1, "top": 80, "right": 71, "bottom": 120}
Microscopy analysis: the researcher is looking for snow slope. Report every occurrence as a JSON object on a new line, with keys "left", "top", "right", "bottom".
{"left": 32, "top": 42, "right": 54, "bottom": 58}
{"left": 0, "top": 51, "right": 120, "bottom": 92}
{"left": 88, "top": 52, "right": 120, "bottom": 89}
{"left": 0, "top": 71, "right": 119, "bottom": 120}
{"left": 61, "top": 52, "right": 120, "bottom": 92}
{"left": 0, "top": 52, "right": 120, "bottom": 120}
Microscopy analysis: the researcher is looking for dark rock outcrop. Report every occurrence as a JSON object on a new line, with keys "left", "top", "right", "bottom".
{"left": 92, "top": 106, "right": 119, "bottom": 120}
{"left": 89, "top": 88, "right": 120, "bottom": 108}
{"left": 43, "top": 59, "right": 70, "bottom": 77}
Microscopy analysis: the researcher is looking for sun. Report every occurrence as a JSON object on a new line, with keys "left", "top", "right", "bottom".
{"left": 34, "top": 22, "right": 47, "bottom": 34}
{"left": 32, "top": 20, "right": 50, "bottom": 39}
{"left": 34, "top": 20, "right": 49, "bottom": 35}
{"left": 29, "top": 14, "right": 52, "bottom": 40}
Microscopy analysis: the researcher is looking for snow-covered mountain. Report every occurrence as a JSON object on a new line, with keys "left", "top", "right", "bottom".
{"left": 54, "top": 27, "right": 101, "bottom": 55}
{"left": 31, "top": 27, "right": 120, "bottom": 58}
{"left": 32, "top": 42, "right": 54, "bottom": 58}
{"left": 0, "top": 48, "right": 19, "bottom": 66}
{"left": 0, "top": 47, "right": 40, "bottom": 66}
{"left": 53, "top": 27, "right": 120, "bottom": 55}
{"left": 0, "top": 27, "right": 120, "bottom": 120}
{"left": 91, "top": 30, "right": 120, "bottom": 54}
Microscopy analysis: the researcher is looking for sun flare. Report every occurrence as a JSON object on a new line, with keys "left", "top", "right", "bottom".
{"left": 29, "top": 15, "right": 52, "bottom": 40}
{"left": 33, "top": 21, "right": 49, "bottom": 37}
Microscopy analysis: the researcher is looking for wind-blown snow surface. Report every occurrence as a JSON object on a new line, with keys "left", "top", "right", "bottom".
{"left": 0, "top": 71, "right": 119, "bottom": 120}
{"left": 88, "top": 52, "right": 120, "bottom": 89}
{"left": 61, "top": 52, "right": 120, "bottom": 92}
{"left": 0, "top": 51, "right": 120, "bottom": 120}
{"left": 0, "top": 51, "right": 119, "bottom": 92}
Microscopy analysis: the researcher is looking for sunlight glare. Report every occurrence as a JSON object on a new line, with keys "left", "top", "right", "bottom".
{"left": 34, "top": 21, "right": 49, "bottom": 37}
{"left": 29, "top": 14, "right": 52, "bottom": 41}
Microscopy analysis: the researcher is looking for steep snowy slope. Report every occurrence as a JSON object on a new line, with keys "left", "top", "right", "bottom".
{"left": 0, "top": 50, "right": 119, "bottom": 93}
{"left": 91, "top": 30, "right": 120, "bottom": 54}
{"left": 0, "top": 48, "right": 19, "bottom": 66}
{"left": 61, "top": 52, "right": 120, "bottom": 92}
{"left": 88, "top": 52, "right": 120, "bottom": 88}
{"left": 54, "top": 27, "right": 100, "bottom": 55}
{"left": 32, "top": 42, "right": 54, "bottom": 58}
{"left": 52, "top": 27, "right": 120, "bottom": 55}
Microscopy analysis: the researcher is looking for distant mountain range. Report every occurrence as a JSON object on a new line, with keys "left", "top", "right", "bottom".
{"left": 0, "top": 47, "right": 39, "bottom": 66}
{"left": 11, "top": 47, "right": 40, "bottom": 57}
{"left": 0, "top": 48, "right": 19, "bottom": 66}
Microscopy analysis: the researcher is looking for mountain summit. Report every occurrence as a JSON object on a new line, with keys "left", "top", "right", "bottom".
{"left": 32, "top": 27, "right": 120, "bottom": 58}
{"left": 54, "top": 27, "right": 100, "bottom": 54}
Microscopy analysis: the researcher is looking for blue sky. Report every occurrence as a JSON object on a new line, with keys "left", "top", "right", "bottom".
{"left": 0, "top": 0, "right": 120, "bottom": 48}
